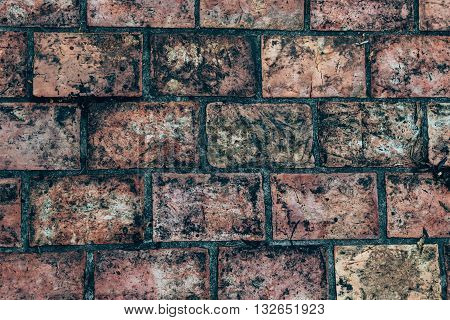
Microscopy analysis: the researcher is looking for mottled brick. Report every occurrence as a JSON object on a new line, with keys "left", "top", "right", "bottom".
{"left": 371, "top": 36, "right": 449, "bottom": 98}
{"left": 419, "top": 0, "right": 450, "bottom": 30}
{"left": 335, "top": 245, "right": 441, "bottom": 300}
{"left": 151, "top": 35, "right": 256, "bottom": 96}
{"left": 272, "top": 173, "right": 378, "bottom": 240}
{"left": 428, "top": 103, "right": 450, "bottom": 166}
{"left": 206, "top": 103, "right": 313, "bottom": 168}
{"left": 88, "top": 102, "right": 199, "bottom": 169}
{"left": 88, "top": 0, "right": 194, "bottom": 28}
{"left": 33, "top": 33, "right": 142, "bottom": 97}
{"left": 0, "top": 32, "right": 26, "bottom": 97}
{"left": 218, "top": 246, "right": 327, "bottom": 299}
{"left": 153, "top": 173, "right": 265, "bottom": 241}
{"left": 95, "top": 249, "right": 209, "bottom": 299}
{"left": 0, "top": 104, "right": 80, "bottom": 170}
{"left": 386, "top": 174, "right": 449, "bottom": 238}
{"left": 200, "top": 0, "right": 304, "bottom": 30}
{"left": 0, "top": 179, "right": 21, "bottom": 247}
{"left": 262, "top": 36, "right": 366, "bottom": 97}
{"left": 0, "top": 251, "right": 85, "bottom": 299}
{"left": 318, "top": 102, "right": 424, "bottom": 167}
{"left": 30, "top": 175, "right": 144, "bottom": 246}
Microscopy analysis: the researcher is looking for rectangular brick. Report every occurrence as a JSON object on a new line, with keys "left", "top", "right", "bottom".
{"left": 33, "top": 33, "right": 142, "bottom": 97}
{"left": 30, "top": 175, "right": 144, "bottom": 246}
{"left": 200, "top": 0, "right": 304, "bottom": 30}
{"left": 0, "top": 104, "right": 81, "bottom": 170}
{"left": 371, "top": 36, "right": 449, "bottom": 98}
{"left": 335, "top": 245, "right": 441, "bottom": 300}
{"left": 318, "top": 102, "right": 424, "bottom": 167}
{"left": 386, "top": 173, "right": 449, "bottom": 238}
{"left": 0, "top": 251, "right": 85, "bottom": 299}
{"left": 262, "top": 36, "right": 366, "bottom": 98}
{"left": 428, "top": 103, "right": 450, "bottom": 166}
{"left": 88, "top": 0, "right": 195, "bottom": 28}
{"left": 88, "top": 102, "right": 199, "bottom": 169}
{"left": 206, "top": 103, "right": 313, "bottom": 168}
{"left": 151, "top": 35, "right": 256, "bottom": 96}
{"left": 218, "top": 246, "right": 327, "bottom": 299}
{"left": 311, "top": 0, "right": 413, "bottom": 31}
{"left": 95, "top": 249, "right": 209, "bottom": 299}
{"left": 419, "top": 0, "right": 450, "bottom": 30}
{"left": 0, "top": 178, "right": 21, "bottom": 247}
{"left": 153, "top": 173, "right": 265, "bottom": 241}
{"left": 0, "top": 32, "right": 27, "bottom": 97}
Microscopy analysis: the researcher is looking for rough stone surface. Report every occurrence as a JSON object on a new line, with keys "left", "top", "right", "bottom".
{"left": 33, "top": 33, "right": 142, "bottom": 97}
{"left": 153, "top": 173, "right": 265, "bottom": 241}
{"left": 88, "top": 102, "right": 199, "bottom": 169}
{"left": 419, "top": 0, "right": 450, "bottom": 30}
{"left": 30, "top": 175, "right": 145, "bottom": 246}
{"left": 0, "top": 178, "right": 21, "bottom": 247}
{"left": 0, "top": 104, "right": 81, "bottom": 170}
{"left": 151, "top": 35, "right": 256, "bottom": 96}
{"left": 0, "top": 32, "right": 27, "bottom": 97}
{"left": 335, "top": 245, "right": 442, "bottom": 300}
{"left": 206, "top": 103, "right": 314, "bottom": 168}
{"left": 95, "top": 249, "right": 209, "bottom": 299}
{"left": 218, "top": 246, "right": 327, "bottom": 299}
{"left": 271, "top": 173, "right": 379, "bottom": 240}
{"left": 446, "top": 246, "right": 450, "bottom": 298}
{"left": 371, "top": 36, "right": 449, "bottom": 98}
{"left": 428, "top": 103, "right": 450, "bottom": 166}
{"left": 386, "top": 174, "right": 449, "bottom": 238}
{"left": 0, "top": 251, "right": 85, "bottom": 299}
{"left": 318, "top": 102, "right": 424, "bottom": 167}
{"left": 200, "top": 0, "right": 304, "bottom": 30}
{"left": 262, "top": 36, "right": 366, "bottom": 97}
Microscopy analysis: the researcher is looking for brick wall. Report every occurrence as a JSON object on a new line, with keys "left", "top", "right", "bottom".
{"left": 0, "top": 0, "right": 448, "bottom": 300}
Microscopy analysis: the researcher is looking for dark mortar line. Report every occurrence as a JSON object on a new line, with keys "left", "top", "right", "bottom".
{"left": 83, "top": 251, "right": 95, "bottom": 300}
{"left": 304, "top": 0, "right": 311, "bottom": 31}
{"left": 198, "top": 100, "right": 209, "bottom": 170}
{"left": 413, "top": 0, "right": 421, "bottom": 32}
{"left": 142, "top": 30, "right": 152, "bottom": 99}
{"left": 208, "top": 245, "right": 219, "bottom": 300}
{"left": 376, "top": 172, "right": 388, "bottom": 240}
{"left": 364, "top": 38, "right": 372, "bottom": 98}
{"left": 437, "top": 244, "right": 448, "bottom": 300}
{"left": 194, "top": 0, "right": 201, "bottom": 29}
{"left": 262, "top": 170, "right": 273, "bottom": 242}
{"left": 143, "top": 172, "right": 153, "bottom": 242}
{"left": 252, "top": 35, "right": 263, "bottom": 99}
{"left": 25, "top": 32, "right": 34, "bottom": 98}
{"left": 326, "top": 245, "right": 337, "bottom": 300}
{"left": 421, "top": 102, "right": 430, "bottom": 163}
{"left": 80, "top": 104, "right": 88, "bottom": 172}
{"left": 311, "top": 102, "right": 322, "bottom": 167}
{"left": 79, "top": 0, "right": 88, "bottom": 32}
{"left": 20, "top": 175, "right": 31, "bottom": 251}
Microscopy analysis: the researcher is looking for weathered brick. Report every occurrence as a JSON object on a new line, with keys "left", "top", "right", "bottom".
{"left": 335, "top": 245, "right": 441, "bottom": 300}
{"left": 0, "top": 0, "right": 79, "bottom": 26}
{"left": 386, "top": 174, "right": 449, "bottom": 238}
{"left": 419, "top": 0, "right": 450, "bottom": 30}
{"left": 318, "top": 102, "right": 424, "bottom": 167}
{"left": 153, "top": 173, "right": 265, "bottom": 241}
{"left": 206, "top": 103, "right": 314, "bottom": 168}
{"left": 0, "top": 179, "right": 21, "bottom": 247}
{"left": 95, "top": 249, "right": 209, "bottom": 299}
{"left": 428, "top": 103, "right": 450, "bottom": 166}
{"left": 0, "top": 104, "right": 81, "bottom": 170}
{"left": 0, "top": 251, "right": 85, "bottom": 299}
{"left": 88, "top": 102, "right": 199, "bottom": 169}
{"left": 151, "top": 35, "right": 256, "bottom": 96}
{"left": 262, "top": 36, "right": 366, "bottom": 97}
{"left": 218, "top": 246, "right": 327, "bottom": 299}
{"left": 33, "top": 33, "right": 142, "bottom": 97}
{"left": 272, "top": 173, "right": 378, "bottom": 240}
{"left": 310, "top": 0, "right": 412, "bottom": 31}
{"left": 88, "top": 0, "right": 195, "bottom": 28}
{"left": 371, "top": 36, "right": 449, "bottom": 98}
{"left": 0, "top": 32, "right": 27, "bottom": 97}
{"left": 30, "top": 175, "right": 144, "bottom": 246}
{"left": 200, "top": 0, "right": 304, "bottom": 30}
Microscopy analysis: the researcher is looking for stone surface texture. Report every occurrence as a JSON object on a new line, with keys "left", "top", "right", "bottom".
{"left": 0, "top": 178, "right": 21, "bottom": 247}
{"left": 0, "top": 32, "right": 27, "bottom": 97}
{"left": 419, "top": 0, "right": 450, "bottom": 30}
{"left": 427, "top": 103, "right": 450, "bottom": 166}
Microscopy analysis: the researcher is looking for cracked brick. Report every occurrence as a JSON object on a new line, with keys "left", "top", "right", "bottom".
{"left": 428, "top": 103, "right": 450, "bottom": 167}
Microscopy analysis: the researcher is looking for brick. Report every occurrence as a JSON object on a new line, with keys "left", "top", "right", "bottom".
{"left": 206, "top": 103, "right": 313, "bottom": 168}
{"left": 310, "top": 0, "right": 413, "bottom": 31}
{"left": 200, "top": 0, "right": 304, "bottom": 30}
{"left": 33, "top": 33, "right": 142, "bottom": 97}
{"left": 318, "top": 102, "right": 424, "bottom": 167}
{"left": 0, "top": 0, "right": 79, "bottom": 26}
{"left": 371, "top": 36, "right": 449, "bottom": 98}
{"left": 151, "top": 35, "right": 256, "bottom": 96}
{"left": 335, "top": 245, "right": 441, "bottom": 300}
{"left": 0, "top": 104, "right": 81, "bottom": 170}
{"left": 88, "top": 0, "right": 194, "bottom": 28}
{"left": 0, "top": 32, "right": 27, "bottom": 97}
{"left": 419, "top": 0, "right": 450, "bottom": 30}
{"left": 95, "top": 249, "right": 209, "bottom": 299}
{"left": 30, "top": 175, "right": 144, "bottom": 246}
{"left": 88, "top": 102, "right": 199, "bottom": 169}
{"left": 218, "top": 246, "right": 327, "bottom": 299}
{"left": 428, "top": 103, "right": 450, "bottom": 166}
{"left": 262, "top": 36, "right": 366, "bottom": 98}
{"left": 0, "top": 251, "right": 85, "bottom": 299}
{"left": 446, "top": 246, "right": 450, "bottom": 298}
{"left": 153, "top": 173, "right": 265, "bottom": 241}
{"left": 272, "top": 173, "right": 378, "bottom": 240}
{"left": 386, "top": 173, "right": 449, "bottom": 238}
{"left": 0, "top": 179, "right": 21, "bottom": 247}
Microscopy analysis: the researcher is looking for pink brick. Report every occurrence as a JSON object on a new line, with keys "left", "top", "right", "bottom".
{"left": 419, "top": 0, "right": 450, "bottom": 30}
{"left": 0, "top": 32, "right": 27, "bottom": 97}
{"left": 0, "top": 178, "right": 21, "bottom": 247}
{"left": 428, "top": 103, "right": 450, "bottom": 166}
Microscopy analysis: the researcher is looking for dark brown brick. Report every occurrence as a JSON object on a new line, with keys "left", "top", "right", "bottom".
{"left": 0, "top": 32, "right": 27, "bottom": 97}
{"left": 419, "top": 0, "right": 450, "bottom": 30}
{"left": 428, "top": 103, "right": 450, "bottom": 166}
{"left": 0, "top": 178, "right": 21, "bottom": 247}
